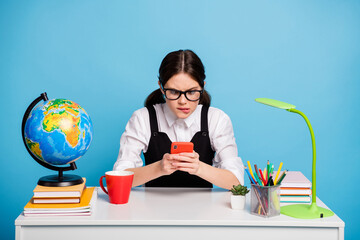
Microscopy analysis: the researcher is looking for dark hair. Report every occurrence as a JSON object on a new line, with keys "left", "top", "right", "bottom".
{"left": 145, "top": 49, "right": 211, "bottom": 107}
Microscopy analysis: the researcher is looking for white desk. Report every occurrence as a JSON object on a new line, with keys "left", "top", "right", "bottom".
{"left": 15, "top": 187, "right": 344, "bottom": 240}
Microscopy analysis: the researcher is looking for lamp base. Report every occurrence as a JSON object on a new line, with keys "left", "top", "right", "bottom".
{"left": 281, "top": 203, "right": 334, "bottom": 219}
{"left": 38, "top": 174, "right": 84, "bottom": 187}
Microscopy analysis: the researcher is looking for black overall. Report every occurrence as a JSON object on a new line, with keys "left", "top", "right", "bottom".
{"left": 144, "top": 105, "right": 215, "bottom": 187}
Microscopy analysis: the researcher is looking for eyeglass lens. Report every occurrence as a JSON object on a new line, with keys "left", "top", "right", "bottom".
{"left": 165, "top": 89, "right": 202, "bottom": 101}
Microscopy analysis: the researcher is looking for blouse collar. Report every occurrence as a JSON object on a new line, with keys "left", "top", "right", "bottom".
{"left": 162, "top": 104, "right": 201, "bottom": 129}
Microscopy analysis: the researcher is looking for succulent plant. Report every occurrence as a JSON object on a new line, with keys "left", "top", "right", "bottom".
{"left": 230, "top": 184, "right": 250, "bottom": 196}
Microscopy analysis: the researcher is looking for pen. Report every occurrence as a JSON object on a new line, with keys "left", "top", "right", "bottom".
{"left": 274, "top": 162, "right": 283, "bottom": 185}
{"left": 277, "top": 170, "right": 287, "bottom": 185}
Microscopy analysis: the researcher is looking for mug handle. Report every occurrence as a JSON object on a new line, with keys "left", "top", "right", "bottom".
{"left": 99, "top": 176, "right": 108, "bottom": 195}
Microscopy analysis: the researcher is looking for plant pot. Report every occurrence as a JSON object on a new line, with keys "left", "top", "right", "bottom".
{"left": 231, "top": 194, "right": 246, "bottom": 210}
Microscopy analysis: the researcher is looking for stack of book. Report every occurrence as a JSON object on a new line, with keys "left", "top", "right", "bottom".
{"left": 23, "top": 178, "right": 97, "bottom": 217}
{"left": 278, "top": 171, "right": 312, "bottom": 204}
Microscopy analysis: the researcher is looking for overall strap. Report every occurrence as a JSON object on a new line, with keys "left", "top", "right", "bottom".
{"left": 146, "top": 105, "right": 159, "bottom": 134}
{"left": 200, "top": 105, "right": 209, "bottom": 132}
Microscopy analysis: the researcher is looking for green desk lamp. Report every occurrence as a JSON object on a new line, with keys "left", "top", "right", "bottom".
{"left": 255, "top": 98, "right": 334, "bottom": 219}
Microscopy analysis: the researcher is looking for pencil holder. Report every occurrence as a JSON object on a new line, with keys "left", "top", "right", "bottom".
{"left": 250, "top": 184, "right": 280, "bottom": 217}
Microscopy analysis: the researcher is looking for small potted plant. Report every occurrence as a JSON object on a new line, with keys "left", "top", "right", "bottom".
{"left": 230, "top": 184, "right": 250, "bottom": 210}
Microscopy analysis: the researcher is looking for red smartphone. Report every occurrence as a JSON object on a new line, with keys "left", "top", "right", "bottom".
{"left": 171, "top": 142, "right": 194, "bottom": 154}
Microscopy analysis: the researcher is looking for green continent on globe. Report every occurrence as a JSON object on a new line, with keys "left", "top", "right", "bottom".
{"left": 45, "top": 99, "right": 80, "bottom": 115}
{"left": 26, "top": 138, "right": 43, "bottom": 160}
{"left": 42, "top": 99, "right": 82, "bottom": 148}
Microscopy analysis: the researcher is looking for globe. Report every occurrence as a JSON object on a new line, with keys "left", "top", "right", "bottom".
{"left": 22, "top": 93, "right": 93, "bottom": 186}
{"left": 24, "top": 98, "right": 93, "bottom": 165}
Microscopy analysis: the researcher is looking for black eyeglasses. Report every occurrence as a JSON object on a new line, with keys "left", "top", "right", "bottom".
{"left": 162, "top": 87, "right": 203, "bottom": 101}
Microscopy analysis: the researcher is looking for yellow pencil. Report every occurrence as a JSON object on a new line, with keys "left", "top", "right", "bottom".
{"left": 264, "top": 168, "right": 267, "bottom": 183}
{"left": 274, "top": 162, "right": 283, "bottom": 185}
{"left": 247, "top": 161, "right": 255, "bottom": 180}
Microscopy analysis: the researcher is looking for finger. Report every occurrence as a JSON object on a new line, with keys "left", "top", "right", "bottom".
{"left": 163, "top": 153, "right": 170, "bottom": 160}
{"left": 176, "top": 167, "right": 197, "bottom": 174}
{"left": 165, "top": 163, "right": 177, "bottom": 169}
{"left": 167, "top": 153, "right": 180, "bottom": 160}
{"left": 179, "top": 152, "right": 196, "bottom": 158}
{"left": 172, "top": 155, "right": 194, "bottom": 162}
{"left": 167, "top": 166, "right": 177, "bottom": 171}
{"left": 173, "top": 162, "right": 196, "bottom": 168}
{"left": 166, "top": 160, "right": 178, "bottom": 166}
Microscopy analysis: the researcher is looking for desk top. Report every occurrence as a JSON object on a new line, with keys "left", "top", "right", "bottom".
{"left": 15, "top": 187, "right": 344, "bottom": 228}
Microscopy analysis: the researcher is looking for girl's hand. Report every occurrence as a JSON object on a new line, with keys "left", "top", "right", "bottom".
{"left": 160, "top": 153, "right": 177, "bottom": 175}
{"left": 172, "top": 151, "right": 202, "bottom": 175}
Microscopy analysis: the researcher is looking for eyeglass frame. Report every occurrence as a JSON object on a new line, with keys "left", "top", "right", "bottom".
{"left": 161, "top": 86, "right": 204, "bottom": 101}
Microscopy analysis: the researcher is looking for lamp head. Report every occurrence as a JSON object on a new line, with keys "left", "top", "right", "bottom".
{"left": 255, "top": 98, "right": 296, "bottom": 110}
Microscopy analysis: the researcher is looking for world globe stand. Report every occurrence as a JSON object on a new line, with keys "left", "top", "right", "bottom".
{"left": 37, "top": 162, "right": 84, "bottom": 187}
{"left": 22, "top": 92, "right": 84, "bottom": 187}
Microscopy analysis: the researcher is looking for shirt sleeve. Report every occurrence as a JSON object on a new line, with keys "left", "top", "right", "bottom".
{"left": 209, "top": 109, "right": 245, "bottom": 185}
{"left": 113, "top": 108, "right": 150, "bottom": 171}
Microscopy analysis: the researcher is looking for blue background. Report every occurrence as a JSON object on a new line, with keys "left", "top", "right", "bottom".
{"left": 1, "top": 1, "right": 359, "bottom": 239}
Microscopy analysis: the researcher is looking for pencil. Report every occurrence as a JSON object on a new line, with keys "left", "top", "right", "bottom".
{"left": 244, "top": 166, "right": 256, "bottom": 184}
{"left": 259, "top": 169, "right": 266, "bottom": 185}
{"left": 277, "top": 170, "right": 288, "bottom": 185}
{"left": 263, "top": 168, "right": 268, "bottom": 183}
{"left": 274, "top": 162, "right": 283, "bottom": 185}
{"left": 254, "top": 164, "right": 263, "bottom": 185}
{"left": 270, "top": 164, "right": 274, "bottom": 176}
{"left": 250, "top": 177, "right": 267, "bottom": 215}
{"left": 247, "top": 161, "right": 255, "bottom": 180}
{"left": 267, "top": 176, "right": 273, "bottom": 186}
{"left": 254, "top": 187, "right": 266, "bottom": 215}
{"left": 253, "top": 169, "right": 262, "bottom": 185}
{"left": 254, "top": 164, "right": 259, "bottom": 177}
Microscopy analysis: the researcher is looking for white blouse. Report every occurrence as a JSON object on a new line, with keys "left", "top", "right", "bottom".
{"left": 113, "top": 104, "right": 244, "bottom": 185}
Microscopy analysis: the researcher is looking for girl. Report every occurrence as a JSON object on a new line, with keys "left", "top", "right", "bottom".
{"left": 114, "top": 50, "right": 244, "bottom": 189}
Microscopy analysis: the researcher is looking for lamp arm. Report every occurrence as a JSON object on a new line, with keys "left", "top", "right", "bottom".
{"left": 288, "top": 108, "right": 316, "bottom": 204}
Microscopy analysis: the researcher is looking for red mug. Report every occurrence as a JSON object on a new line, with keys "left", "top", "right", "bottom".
{"left": 99, "top": 170, "right": 134, "bottom": 204}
